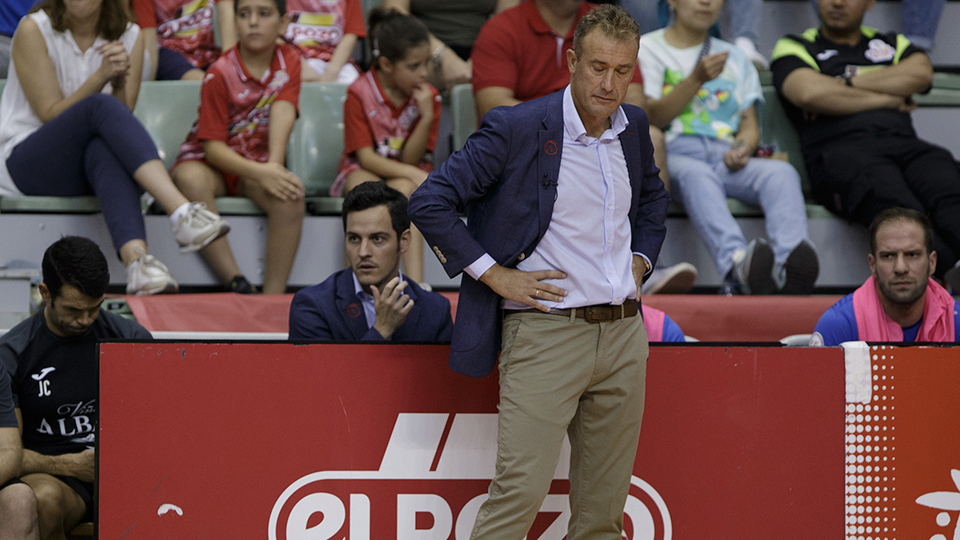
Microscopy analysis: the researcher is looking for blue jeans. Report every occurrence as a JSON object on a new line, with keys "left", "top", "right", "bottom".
{"left": 667, "top": 136, "right": 809, "bottom": 276}
{"left": 7, "top": 94, "right": 161, "bottom": 251}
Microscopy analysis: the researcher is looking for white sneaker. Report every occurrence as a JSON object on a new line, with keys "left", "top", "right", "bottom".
{"left": 641, "top": 262, "right": 698, "bottom": 295}
{"left": 173, "top": 202, "right": 230, "bottom": 253}
{"left": 735, "top": 37, "right": 770, "bottom": 71}
{"left": 126, "top": 254, "right": 179, "bottom": 295}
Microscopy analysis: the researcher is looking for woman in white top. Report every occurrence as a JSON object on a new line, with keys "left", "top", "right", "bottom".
{"left": 0, "top": 0, "right": 230, "bottom": 294}
{"left": 637, "top": 0, "right": 818, "bottom": 296}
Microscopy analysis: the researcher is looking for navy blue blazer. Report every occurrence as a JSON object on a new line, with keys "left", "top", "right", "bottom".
{"left": 288, "top": 268, "right": 454, "bottom": 342}
{"left": 408, "top": 90, "right": 670, "bottom": 377}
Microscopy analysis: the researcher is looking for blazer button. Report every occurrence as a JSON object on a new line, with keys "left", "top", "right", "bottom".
{"left": 518, "top": 253, "right": 525, "bottom": 261}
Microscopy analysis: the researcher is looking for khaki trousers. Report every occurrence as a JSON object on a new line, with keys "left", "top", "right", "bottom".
{"left": 470, "top": 310, "right": 648, "bottom": 540}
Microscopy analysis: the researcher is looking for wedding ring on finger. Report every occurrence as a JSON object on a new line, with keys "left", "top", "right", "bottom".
{"left": 534, "top": 289, "right": 540, "bottom": 299}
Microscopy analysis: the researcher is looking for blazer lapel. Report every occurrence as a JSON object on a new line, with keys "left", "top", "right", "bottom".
{"left": 336, "top": 271, "right": 371, "bottom": 340}
{"left": 537, "top": 92, "right": 564, "bottom": 237}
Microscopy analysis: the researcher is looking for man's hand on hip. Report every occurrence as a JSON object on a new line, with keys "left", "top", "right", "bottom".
{"left": 371, "top": 277, "right": 414, "bottom": 339}
{"left": 632, "top": 255, "right": 649, "bottom": 295}
{"left": 479, "top": 264, "right": 567, "bottom": 313}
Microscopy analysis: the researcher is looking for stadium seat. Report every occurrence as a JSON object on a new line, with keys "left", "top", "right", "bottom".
{"left": 288, "top": 82, "right": 349, "bottom": 214}
{"left": 133, "top": 80, "right": 202, "bottom": 170}
{"left": 450, "top": 83, "right": 476, "bottom": 152}
{"left": 757, "top": 72, "right": 811, "bottom": 196}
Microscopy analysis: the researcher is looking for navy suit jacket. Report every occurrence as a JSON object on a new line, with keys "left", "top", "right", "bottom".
{"left": 408, "top": 90, "right": 670, "bottom": 378}
{"left": 288, "top": 268, "right": 454, "bottom": 342}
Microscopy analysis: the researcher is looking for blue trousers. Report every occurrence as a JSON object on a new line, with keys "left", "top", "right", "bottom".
{"left": 7, "top": 94, "right": 161, "bottom": 251}
{"left": 668, "top": 136, "right": 809, "bottom": 277}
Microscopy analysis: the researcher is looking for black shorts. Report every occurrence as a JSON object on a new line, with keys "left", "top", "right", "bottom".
{"left": 55, "top": 475, "right": 95, "bottom": 522}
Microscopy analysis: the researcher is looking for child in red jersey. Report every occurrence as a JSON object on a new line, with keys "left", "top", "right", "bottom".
{"left": 171, "top": 0, "right": 304, "bottom": 294}
{"left": 284, "top": 0, "right": 365, "bottom": 83}
{"left": 333, "top": 8, "right": 440, "bottom": 284}
{"left": 132, "top": 0, "right": 236, "bottom": 80}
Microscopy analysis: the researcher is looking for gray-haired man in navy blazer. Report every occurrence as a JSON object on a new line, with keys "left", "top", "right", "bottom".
{"left": 409, "top": 5, "right": 669, "bottom": 539}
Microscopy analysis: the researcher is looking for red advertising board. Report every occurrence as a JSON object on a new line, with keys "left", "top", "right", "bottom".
{"left": 97, "top": 343, "right": 958, "bottom": 539}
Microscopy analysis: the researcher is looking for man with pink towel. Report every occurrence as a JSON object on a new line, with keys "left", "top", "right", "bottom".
{"left": 811, "top": 208, "right": 958, "bottom": 346}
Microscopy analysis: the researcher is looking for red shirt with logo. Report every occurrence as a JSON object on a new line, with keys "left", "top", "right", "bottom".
{"left": 132, "top": 0, "right": 227, "bottom": 68}
{"left": 285, "top": 0, "right": 366, "bottom": 62}
{"left": 471, "top": 1, "right": 642, "bottom": 102}
{"left": 332, "top": 68, "right": 441, "bottom": 197}
{"left": 175, "top": 44, "right": 302, "bottom": 195}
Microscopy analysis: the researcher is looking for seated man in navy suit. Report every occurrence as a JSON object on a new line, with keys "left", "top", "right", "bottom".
{"left": 288, "top": 182, "right": 453, "bottom": 341}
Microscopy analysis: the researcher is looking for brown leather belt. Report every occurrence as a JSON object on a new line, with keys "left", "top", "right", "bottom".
{"left": 505, "top": 298, "right": 638, "bottom": 324}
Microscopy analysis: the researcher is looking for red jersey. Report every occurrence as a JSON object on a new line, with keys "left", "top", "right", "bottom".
{"left": 284, "top": 0, "right": 366, "bottom": 62}
{"left": 331, "top": 69, "right": 441, "bottom": 197}
{"left": 175, "top": 44, "right": 302, "bottom": 195}
{"left": 471, "top": 1, "right": 643, "bottom": 102}
{"left": 132, "top": 0, "right": 226, "bottom": 68}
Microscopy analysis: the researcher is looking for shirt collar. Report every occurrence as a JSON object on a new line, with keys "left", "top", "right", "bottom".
{"left": 562, "top": 85, "right": 629, "bottom": 144}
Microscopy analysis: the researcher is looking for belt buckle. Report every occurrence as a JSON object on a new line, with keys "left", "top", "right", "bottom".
{"left": 584, "top": 305, "right": 612, "bottom": 324}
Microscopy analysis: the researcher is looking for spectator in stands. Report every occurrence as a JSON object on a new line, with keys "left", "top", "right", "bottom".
{"left": 621, "top": 0, "right": 770, "bottom": 69}
{"left": 382, "top": 0, "right": 520, "bottom": 91}
{"left": 0, "top": 237, "right": 152, "bottom": 539}
{"left": 171, "top": 0, "right": 304, "bottom": 295}
{"left": 0, "top": 368, "right": 39, "bottom": 540}
{"left": 811, "top": 208, "right": 958, "bottom": 345}
{"left": 472, "top": 0, "right": 697, "bottom": 294}
{"left": 771, "top": 0, "right": 960, "bottom": 291}
{"left": 289, "top": 182, "right": 453, "bottom": 341}
{"left": 639, "top": 0, "right": 819, "bottom": 295}
{"left": 0, "top": 0, "right": 230, "bottom": 296}
{"left": 643, "top": 304, "right": 686, "bottom": 341}
{"left": 806, "top": 0, "right": 944, "bottom": 52}
{"left": 331, "top": 8, "right": 441, "bottom": 285}
{"left": 131, "top": 0, "right": 235, "bottom": 81}
{"left": 0, "top": 0, "right": 36, "bottom": 78}
{"left": 284, "top": 0, "right": 365, "bottom": 83}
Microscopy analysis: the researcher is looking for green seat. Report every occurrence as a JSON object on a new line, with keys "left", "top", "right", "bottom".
{"left": 450, "top": 84, "right": 476, "bottom": 152}
{"left": 758, "top": 84, "right": 811, "bottom": 197}
{"left": 133, "top": 80, "right": 202, "bottom": 170}
{"left": 288, "top": 82, "right": 348, "bottom": 197}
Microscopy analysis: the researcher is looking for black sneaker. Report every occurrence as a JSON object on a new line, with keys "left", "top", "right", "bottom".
{"left": 228, "top": 275, "right": 259, "bottom": 294}
{"left": 718, "top": 269, "right": 743, "bottom": 296}
{"left": 734, "top": 238, "right": 776, "bottom": 295}
{"left": 779, "top": 240, "right": 820, "bottom": 295}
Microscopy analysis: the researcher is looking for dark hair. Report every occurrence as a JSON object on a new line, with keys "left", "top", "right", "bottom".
{"left": 41, "top": 236, "right": 110, "bottom": 301}
{"left": 234, "top": 0, "right": 286, "bottom": 16}
{"left": 367, "top": 7, "right": 430, "bottom": 63}
{"left": 342, "top": 182, "right": 410, "bottom": 239}
{"left": 573, "top": 4, "right": 641, "bottom": 60}
{"left": 869, "top": 207, "right": 934, "bottom": 255}
{"left": 36, "top": 0, "right": 130, "bottom": 42}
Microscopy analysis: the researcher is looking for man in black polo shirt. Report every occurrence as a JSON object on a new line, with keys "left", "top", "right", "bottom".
{"left": 770, "top": 0, "right": 960, "bottom": 289}
{"left": 0, "top": 237, "right": 151, "bottom": 539}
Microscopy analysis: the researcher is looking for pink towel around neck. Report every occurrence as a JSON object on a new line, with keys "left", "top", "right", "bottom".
{"left": 852, "top": 276, "right": 956, "bottom": 342}
{"left": 641, "top": 304, "right": 666, "bottom": 342}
